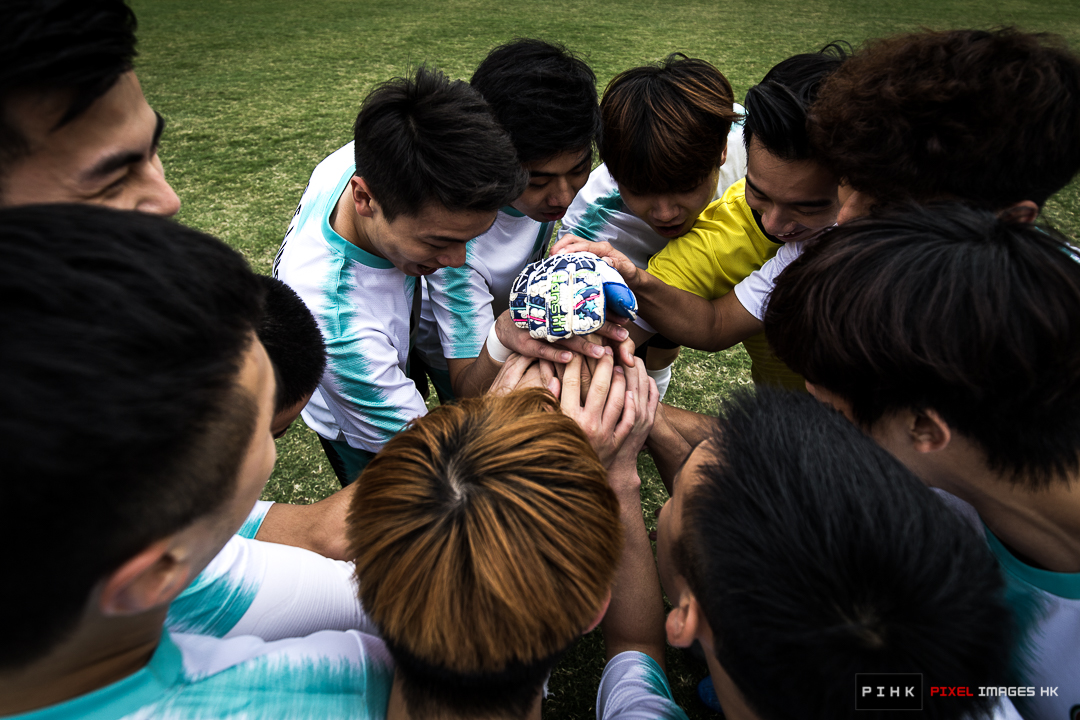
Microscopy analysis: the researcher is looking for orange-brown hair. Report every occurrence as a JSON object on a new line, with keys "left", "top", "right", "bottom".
{"left": 600, "top": 54, "right": 739, "bottom": 194}
{"left": 349, "top": 388, "right": 621, "bottom": 716}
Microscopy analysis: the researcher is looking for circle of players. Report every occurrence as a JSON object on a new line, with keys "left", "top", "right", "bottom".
{"left": 1, "top": 2, "right": 1078, "bottom": 719}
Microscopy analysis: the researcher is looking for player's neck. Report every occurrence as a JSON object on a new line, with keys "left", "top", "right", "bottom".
{"left": 386, "top": 670, "right": 542, "bottom": 720}
{"left": 331, "top": 187, "right": 380, "bottom": 258}
{"left": 944, "top": 463, "right": 1080, "bottom": 574}
{"left": 0, "top": 604, "right": 166, "bottom": 715}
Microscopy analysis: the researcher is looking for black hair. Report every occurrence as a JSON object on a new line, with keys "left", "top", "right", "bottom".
{"left": 0, "top": 0, "right": 137, "bottom": 183}
{"left": 763, "top": 203, "right": 1080, "bottom": 487}
{"left": 353, "top": 65, "right": 528, "bottom": 222}
{"left": 470, "top": 38, "right": 600, "bottom": 165}
{"left": 0, "top": 204, "right": 265, "bottom": 668}
{"left": 808, "top": 28, "right": 1080, "bottom": 208}
{"left": 256, "top": 275, "right": 325, "bottom": 413}
{"left": 600, "top": 53, "right": 738, "bottom": 194}
{"left": 677, "top": 389, "right": 1012, "bottom": 720}
{"left": 742, "top": 42, "right": 849, "bottom": 161}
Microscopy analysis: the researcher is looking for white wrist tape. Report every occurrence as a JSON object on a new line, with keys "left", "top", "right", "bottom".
{"left": 486, "top": 324, "right": 512, "bottom": 363}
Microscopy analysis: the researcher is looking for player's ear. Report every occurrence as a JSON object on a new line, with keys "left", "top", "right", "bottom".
{"left": 99, "top": 537, "right": 197, "bottom": 615}
{"left": 909, "top": 409, "right": 952, "bottom": 454}
{"left": 665, "top": 585, "right": 704, "bottom": 648}
{"left": 351, "top": 176, "right": 377, "bottom": 219}
{"left": 999, "top": 200, "right": 1039, "bottom": 224}
{"left": 718, "top": 140, "right": 728, "bottom": 169}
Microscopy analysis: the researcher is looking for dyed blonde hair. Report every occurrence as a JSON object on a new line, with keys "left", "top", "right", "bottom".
{"left": 350, "top": 388, "right": 621, "bottom": 676}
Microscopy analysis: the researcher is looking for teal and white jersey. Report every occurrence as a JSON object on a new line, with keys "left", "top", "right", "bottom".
{"left": 417, "top": 207, "right": 553, "bottom": 370}
{"left": 274, "top": 142, "right": 424, "bottom": 454}
{"left": 936, "top": 490, "right": 1079, "bottom": 720}
{"left": 9, "top": 629, "right": 394, "bottom": 720}
{"left": 166, "top": 531, "right": 374, "bottom": 641}
{"left": 596, "top": 651, "right": 689, "bottom": 720}
{"left": 560, "top": 106, "right": 747, "bottom": 270}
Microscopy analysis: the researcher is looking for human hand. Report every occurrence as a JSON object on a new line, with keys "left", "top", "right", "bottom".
{"left": 488, "top": 353, "right": 560, "bottom": 396}
{"left": 494, "top": 310, "right": 633, "bottom": 366}
{"left": 560, "top": 352, "right": 637, "bottom": 468}
{"left": 550, "top": 237, "right": 643, "bottom": 291}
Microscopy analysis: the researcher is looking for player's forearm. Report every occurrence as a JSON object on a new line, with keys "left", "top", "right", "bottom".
{"left": 256, "top": 482, "right": 359, "bottom": 560}
{"left": 634, "top": 271, "right": 735, "bottom": 352}
{"left": 601, "top": 470, "right": 667, "bottom": 669}
{"left": 448, "top": 347, "right": 503, "bottom": 398}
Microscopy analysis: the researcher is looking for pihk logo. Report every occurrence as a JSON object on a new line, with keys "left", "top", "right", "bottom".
{"left": 856, "top": 674, "right": 923, "bottom": 711}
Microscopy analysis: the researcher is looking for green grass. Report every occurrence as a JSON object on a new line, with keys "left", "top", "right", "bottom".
{"left": 130, "top": 1, "right": 1080, "bottom": 717}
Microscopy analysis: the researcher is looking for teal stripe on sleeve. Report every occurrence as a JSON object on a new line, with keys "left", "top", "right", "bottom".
{"left": 566, "top": 190, "right": 623, "bottom": 241}
{"left": 166, "top": 570, "right": 259, "bottom": 638}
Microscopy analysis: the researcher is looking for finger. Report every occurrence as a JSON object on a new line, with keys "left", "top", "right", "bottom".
{"left": 516, "top": 335, "right": 575, "bottom": 364}
{"left": 616, "top": 334, "right": 636, "bottom": 367}
{"left": 555, "top": 333, "right": 606, "bottom": 360}
{"left": 560, "top": 353, "right": 584, "bottom": 415}
{"left": 549, "top": 234, "right": 591, "bottom": 255}
{"left": 583, "top": 351, "right": 616, "bottom": 420}
{"left": 592, "top": 321, "right": 630, "bottom": 344}
{"left": 538, "top": 359, "right": 556, "bottom": 395}
{"left": 602, "top": 364, "right": 629, "bottom": 435}
{"left": 488, "top": 353, "right": 534, "bottom": 396}
{"left": 612, "top": 387, "right": 638, "bottom": 448}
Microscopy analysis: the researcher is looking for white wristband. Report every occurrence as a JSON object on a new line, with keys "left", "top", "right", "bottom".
{"left": 486, "top": 323, "right": 512, "bottom": 364}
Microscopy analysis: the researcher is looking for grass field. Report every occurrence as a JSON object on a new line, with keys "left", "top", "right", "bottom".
{"left": 130, "top": 1, "right": 1080, "bottom": 716}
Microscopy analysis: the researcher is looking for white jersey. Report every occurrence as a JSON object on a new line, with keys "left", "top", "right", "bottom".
{"left": 559, "top": 106, "right": 748, "bottom": 270}
{"left": 274, "top": 142, "right": 424, "bottom": 453}
{"left": 597, "top": 652, "right": 689, "bottom": 720}
{"left": 9, "top": 629, "right": 394, "bottom": 720}
{"left": 166, "top": 536, "right": 374, "bottom": 641}
{"left": 936, "top": 491, "right": 1080, "bottom": 720}
{"left": 417, "top": 207, "right": 553, "bottom": 369}
{"left": 732, "top": 239, "right": 804, "bottom": 321}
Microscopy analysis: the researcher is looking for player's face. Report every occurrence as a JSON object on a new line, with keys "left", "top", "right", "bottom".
{"left": 368, "top": 199, "right": 495, "bottom": 277}
{"left": 510, "top": 148, "right": 591, "bottom": 223}
{"left": 655, "top": 440, "right": 711, "bottom": 603}
{"left": 744, "top": 137, "right": 838, "bottom": 243}
{"left": 0, "top": 71, "right": 180, "bottom": 216}
{"left": 218, "top": 337, "right": 279, "bottom": 536}
{"left": 618, "top": 166, "right": 720, "bottom": 239}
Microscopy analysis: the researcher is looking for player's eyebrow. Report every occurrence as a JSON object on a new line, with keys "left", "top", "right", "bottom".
{"left": 529, "top": 149, "right": 591, "bottom": 178}
{"left": 745, "top": 174, "right": 834, "bottom": 208}
{"left": 82, "top": 111, "right": 166, "bottom": 182}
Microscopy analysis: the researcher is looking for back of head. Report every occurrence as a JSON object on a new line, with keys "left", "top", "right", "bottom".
{"left": 678, "top": 389, "right": 1012, "bottom": 719}
{"left": 808, "top": 28, "right": 1080, "bottom": 208}
{"left": 353, "top": 65, "right": 528, "bottom": 222}
{"left": 470, "top": 38, "right": 600, "bottom": 165}
{"left": 0, "top": 204, "right": 264, "bottom": 668}
{"left": 350, "top": 389, "right": 620, "bottom": 718}
{"left": 256, "top": 275, "right": 325, "bottom": 414}
{"left": 764, "top": 203, "right": 1080, "bottom": 486}
{"left": 0, "top": 0, "right": 137, "bottom": 188}
{"left": 742, "top": 43, "right": 849, "bottom": 161}
{"left": 600, "top": 53, "right": 738, "bottom": 194}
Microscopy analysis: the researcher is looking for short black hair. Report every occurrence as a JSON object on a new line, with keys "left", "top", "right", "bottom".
{"left": 256, "top": 275, "right": 325, "bottom": 413}
{"left": 677, "top": 389, "right": 1012, "bottom": 720}
{"left": 0, "top": 0, "right": 138, "bottom": 184}
{"left": 470, "top": 38, "right": 600, "bottom": 165}
{"left": 353, "top": 65, "right": 528, "bottom": 222}
{"left": 763, "top": 203, "right": 1080, "bottom": 487}
{"left": 743, "top": 42, "right": 849, "bottom": 161}
{"left": 600, "top": 54, "right": 739, "bottom": 194}
{"left": 0, "top": 204, "right": 265, "bottom": 668}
